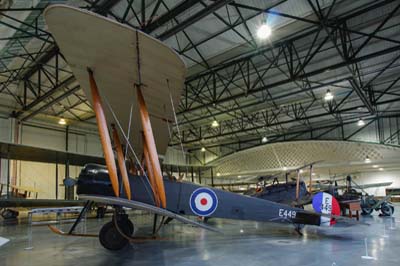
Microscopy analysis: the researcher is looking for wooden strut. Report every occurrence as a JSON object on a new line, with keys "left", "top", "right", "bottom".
{"left": 143, "top": 134, "right": 160, "bottom": 207}
{"left": 88, "top": 68, "right": 119, "bottom": 197}
{"left": 112, "top": 124, "right": 132, "bottom": 200}
{"left": 136, "top": 85, "right": 167, "bottom": 208}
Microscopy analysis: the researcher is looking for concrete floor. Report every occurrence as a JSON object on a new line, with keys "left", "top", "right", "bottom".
{"left": 0, "top": 207, "right": 399, "bottom": 266}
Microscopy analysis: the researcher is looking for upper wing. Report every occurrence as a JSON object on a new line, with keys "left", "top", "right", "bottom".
{"left": 44, "top": 5, "right": 186, "bottom": 158}
{"left": 79, "top": 194, "right": 221, "bottom": 233}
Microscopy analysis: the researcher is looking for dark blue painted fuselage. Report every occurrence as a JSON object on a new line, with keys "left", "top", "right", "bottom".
{"left": 77, "top": 164, "right": 321, "bottom": 226}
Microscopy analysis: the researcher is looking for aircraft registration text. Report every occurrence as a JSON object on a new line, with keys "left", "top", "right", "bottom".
{"left": 279, "top": 209, "right": 296, "bottom": 219}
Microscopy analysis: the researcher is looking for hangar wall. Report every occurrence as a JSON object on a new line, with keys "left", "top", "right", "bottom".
{"left": 0, "top": 116, "right": 102, "bottom": 199}
{"left": 357, "top": 170, "right": 400, "bottom": 197}
{"left": 1, "top": 115, "right": 398, "bottom": 199}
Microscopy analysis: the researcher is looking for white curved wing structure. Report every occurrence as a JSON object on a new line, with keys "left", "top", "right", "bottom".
{"left": 44, "top": 5, "right": 186, "bottom": 157}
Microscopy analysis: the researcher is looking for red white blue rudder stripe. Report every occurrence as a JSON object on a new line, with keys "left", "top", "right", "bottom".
{"left": 189, "top": 187, "right": 218, "bottom": 216}
{"left": 312, "top": 192, "right": 340, "bottom": 226}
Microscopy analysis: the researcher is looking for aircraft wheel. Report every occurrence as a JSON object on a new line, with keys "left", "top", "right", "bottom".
{"left": 361, "top": 208, "right": 373, "bottom": 215}
{"left": 122, "top": 218, "right": 134, "bottom": 235}
{"left": 381, "top": 203, "right": 394, "bottom": 216}
{"left": 99, "top": 221, "right": 130, "bottom": 250}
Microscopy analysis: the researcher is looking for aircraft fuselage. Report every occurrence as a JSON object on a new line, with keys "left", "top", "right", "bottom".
{"left": 77, "top": 164, "right": 321, "bottom": 226}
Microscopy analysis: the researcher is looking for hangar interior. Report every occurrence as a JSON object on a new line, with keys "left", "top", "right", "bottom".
{"left": 0, "top": 0, "right": 400, "bottom": 265}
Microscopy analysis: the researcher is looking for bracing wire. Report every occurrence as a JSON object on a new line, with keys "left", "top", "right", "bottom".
{"left": 124, "top": 104, "right": 134, "bottom": 159}
{"left": 102, "top": 92, "right": 155, "bottom": 203}
{"left": 166, "top": 79, "right": 188, "bottom": 178}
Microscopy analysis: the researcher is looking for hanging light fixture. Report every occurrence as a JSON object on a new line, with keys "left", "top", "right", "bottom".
{"left": 364, "top": 156, "right": 371, "bottom": 163}
{"left": 261, "top": 136, "right": 268, "bottom": 143}
{"left": 211, "top": 120, "right": 219, "bottom": 127}
{"left": 58, "top": 118, "right": 67, "bottom": 125}
{"left": 257, "top": 24, "right": 272, "bottom": 39}
{"left": 201, "top": 147, "right": 206, "bottom": 152}
{"left": 324, "top": 89, "right": 333, "bottom": 101}
{"left": 216, "top": 172, "right": 221, "bottom": 177}
{"left": 357, "top": 118, "right": 365, "bottom": 126}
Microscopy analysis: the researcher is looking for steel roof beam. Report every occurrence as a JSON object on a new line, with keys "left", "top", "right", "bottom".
{"left": 13, "top": 75, "right": 75, "bottom": 118}
{"left": 157, "top": 0, "right": 234, "bottom": 41}
{"left": 180, "top": 44, "right": 400, "bottom": 114}
{"left": 20, "top": 85, "right": 81, "bottom": 122}
{"left": 143, "top": 0, "right": 200, "bottom": 33}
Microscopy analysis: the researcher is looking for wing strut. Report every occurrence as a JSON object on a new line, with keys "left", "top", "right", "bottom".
{"left": 143, "top": 135, "right": 160, "bottom": 207}
{"left": 112, "top": 124, "right": 131, "bottom": 200}
{"left": 136, "top": 85, "right": 167, "bottom": 208}
{"left": 88, "top": 68, "right": 119, "bottom": 197}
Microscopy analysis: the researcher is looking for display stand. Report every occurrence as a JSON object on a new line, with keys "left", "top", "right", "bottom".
{"left": 361, "top": 238, "right": 377, "bottom": 260}
{"left": 389, "top": 207, "right": 396, "bottom": 230}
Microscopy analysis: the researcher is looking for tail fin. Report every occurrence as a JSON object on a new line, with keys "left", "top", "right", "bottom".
{"left": 312, "top": 192, "right": 341, "bottom": 226}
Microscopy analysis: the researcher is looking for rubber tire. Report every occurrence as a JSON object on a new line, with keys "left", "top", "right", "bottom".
{"left": 381, "top": 204, "right": 394, "bottom": 216}
{"left": 361, "top": 208, "right": 373, "bottom": 215}
{"left": 99, "top": 221, "right": 130, "bottom": 250}
{"left": 122, "top": 218, "right": 134, "bottom": 235}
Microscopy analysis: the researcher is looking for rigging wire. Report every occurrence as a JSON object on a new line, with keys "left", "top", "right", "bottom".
{"left": 102, "top": 92, "right": 155, "bottom": 203}
{"left": 124, "top": 104, "right": 134, "bottom": 159}
{"left": 167, "top": 79, "right": 188, "bottom": 178}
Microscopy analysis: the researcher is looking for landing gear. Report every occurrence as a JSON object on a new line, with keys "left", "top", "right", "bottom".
{"left": 294, "top": 223, "right": 304, "bottom": 236}
{"left": 99, "top": 214, "right": 134, "bottom": 250}
{"left": 381, "top": 202, "right": 395, "bottom": 216}
{"left": 361, "top": 207, "right": 373, "bottom": 215}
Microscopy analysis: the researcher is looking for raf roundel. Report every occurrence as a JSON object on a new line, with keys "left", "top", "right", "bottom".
{"left": 189, "top": 188, "right": 218, "bottom": 216}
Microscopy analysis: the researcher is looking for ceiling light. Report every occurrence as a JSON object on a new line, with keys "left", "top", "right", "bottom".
{"left": 373, "top": 165, "right": 379, "bottom": 168}
{"left": 257, "top": 24, "right": 272, "bottom": 39}
{"left": 311, "top": 172, "right": 316, "bottom": 176}
{"left": 216, "top": 172, "right": 221, "bottom": 177}
{"left": 364, "top": 156, "right": 371, "bottom": 163}
{"left": 283, "top": 166, "right": 288, "bottom": 171}
{"left": 58, "top": 118, "right": 67, "bottom": 125}
{"left": 299, "top": 169, "right": 304, "bottom": 173}
{"left": 238, "top": 175, "right": 242, "bottom": 178}
{"left": 324, "top": 89, "right": 333, "bottom": 101}
{"left": 379, "top": 168, "right": 384, "bottom": 171}
{"left": 261, "top": 136, "right": 268, "bottom": 143}
{"left": 211, "top": 120, "right": 219, "bottom": 127}
{"left": 201, "top": 147, "right": 206, "bottom": 152}
{"left": 357, "top": 118, "right": 365, "bottom": 127}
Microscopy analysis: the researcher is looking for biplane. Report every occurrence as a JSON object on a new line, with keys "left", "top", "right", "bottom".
{"left": 43, "top": 5, "right": 358, "bottom": 251}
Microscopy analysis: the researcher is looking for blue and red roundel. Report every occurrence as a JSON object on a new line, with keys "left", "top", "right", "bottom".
{"left": 189, "top": 188, "right": 218, "bottom": 216}
{"left": 312, "top": 192, "right": 341, "bottom": 226}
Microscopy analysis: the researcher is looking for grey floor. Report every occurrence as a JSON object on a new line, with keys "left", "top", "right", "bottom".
{"left": 0, "top": 206, "right": 399, "bottom": 266}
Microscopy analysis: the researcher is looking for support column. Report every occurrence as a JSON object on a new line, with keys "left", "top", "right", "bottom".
{"left": 296, "top": 170, "right": 300, "bottom": 201}
{"left": 211, "top": 167, "right": 214, "bottom": 187}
